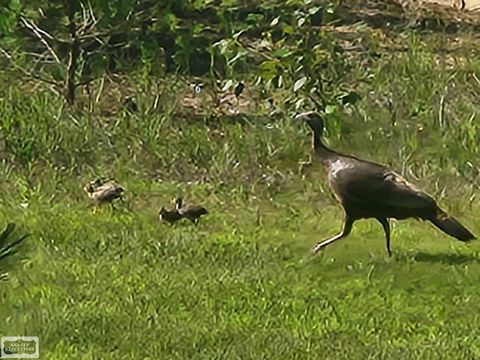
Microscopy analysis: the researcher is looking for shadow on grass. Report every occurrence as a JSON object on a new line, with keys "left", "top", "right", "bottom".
{"left": 412, "top": 252, "right": 480, "bottom": 265}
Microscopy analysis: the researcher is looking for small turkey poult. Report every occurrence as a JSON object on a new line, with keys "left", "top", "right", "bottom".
{"left": 173, "top": 197, "right": 208, "bottom": 225}
{"left": 158, "top": 206, "right": 183, "bottom": 226}
{"left": 296, "top": 111, "right": 476, "bottom": 257}
{"left": 84, "top": 179, "right": 124, "bottom": 213}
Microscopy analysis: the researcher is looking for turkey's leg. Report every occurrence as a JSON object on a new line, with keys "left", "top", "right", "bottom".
{"left": 376, "top": 217, "right": 391, "bottom": 257}
{"left": 312, "top": 216, "right": 354, "bottom": 253}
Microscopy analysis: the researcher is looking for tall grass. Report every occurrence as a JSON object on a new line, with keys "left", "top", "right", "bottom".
{"left": 0, "top": 15, "right": 479, "bottom": 359}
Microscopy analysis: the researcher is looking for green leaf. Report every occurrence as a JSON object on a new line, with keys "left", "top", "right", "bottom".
{"left": 0, "top": 0, "right": 21, "bottom": 32}
{"left": 293, "top": 77, "right": 307, "bottom": 92}
{"left": 325, "top": 104, "right": 338, "bottom": 114}
{"left": 259, "top": 60, "right": 280, "bottom": 81}
{"left": 270, "top": 17, "right": 280, "bottom": 27}
{"left": 272, "top": 49, "right": 292, "bottom": 58}
{"left": 222, "top": 79, "right": 234, "bottom": 92}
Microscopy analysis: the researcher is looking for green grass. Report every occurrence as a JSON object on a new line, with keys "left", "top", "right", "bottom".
{"left": 1, "top": 191, "right": 479, "bottom": 359}
{"left": 1, "top": 2, "right": 480, "bottom": 359}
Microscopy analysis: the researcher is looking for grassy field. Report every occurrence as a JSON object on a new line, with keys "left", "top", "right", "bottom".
{"left": 1, "top": 2, "right": 480, "bottom": 359}
{"left": 3, "top": 198, "right": 480, "bottom": 359}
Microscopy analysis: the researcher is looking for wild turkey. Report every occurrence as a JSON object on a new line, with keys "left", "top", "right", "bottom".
{"left": 174, "top": 197, "right": 208, "bottom": 225}
{"left": 297, "top": 111, "right": 476, "bottom": 256}
{"left": 84, "top": 179, "right": 124, "bottom": 212}
{"left": 158, "top": 207, "right": 183, "bottom": 225}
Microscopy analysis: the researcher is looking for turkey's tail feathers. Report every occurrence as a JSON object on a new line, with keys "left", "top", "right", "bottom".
{"left": 430, "top": 212, "right": 475, "bottom": 241}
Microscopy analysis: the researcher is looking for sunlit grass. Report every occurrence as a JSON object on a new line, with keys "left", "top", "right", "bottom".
{"left": 1, "top": 194, "right": 478, "bottom": 359}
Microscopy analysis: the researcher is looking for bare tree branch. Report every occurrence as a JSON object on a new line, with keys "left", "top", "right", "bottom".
{"left": 0, "top": 48, "right": 62, "bottom": 87}
{"left": 75, "top": 75, "right": 103, "bottom": 88}
{"left": 20, "top": 16, "right": 62, "bottom": 64}
{"left": 78, "top": 1, "right": 99, "bottom": 35}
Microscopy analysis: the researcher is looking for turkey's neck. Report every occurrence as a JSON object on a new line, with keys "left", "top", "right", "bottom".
{"left": 313, "top": 134, "right": 337, "bottom": 161}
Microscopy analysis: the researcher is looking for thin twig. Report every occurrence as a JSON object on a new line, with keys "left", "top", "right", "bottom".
{"left": 95, "top": 76, "right": 105, "bottom": 104}
{"left": 20, "top": 16, "right": 54, "bottom": 40}
{"left": 439, "top": 92, "right": 446, "bottom": 128}
{"left": 0, "top": 48, "right": 62, "bottom": 87}
{"left": 20, "top": 16, "right": 61, "bottom": 63}
{"left": 78, "top": 1, "right": 99, "bottom": 34}
{"left": 75, "top": 76, "right": 103, "bottom": 88}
